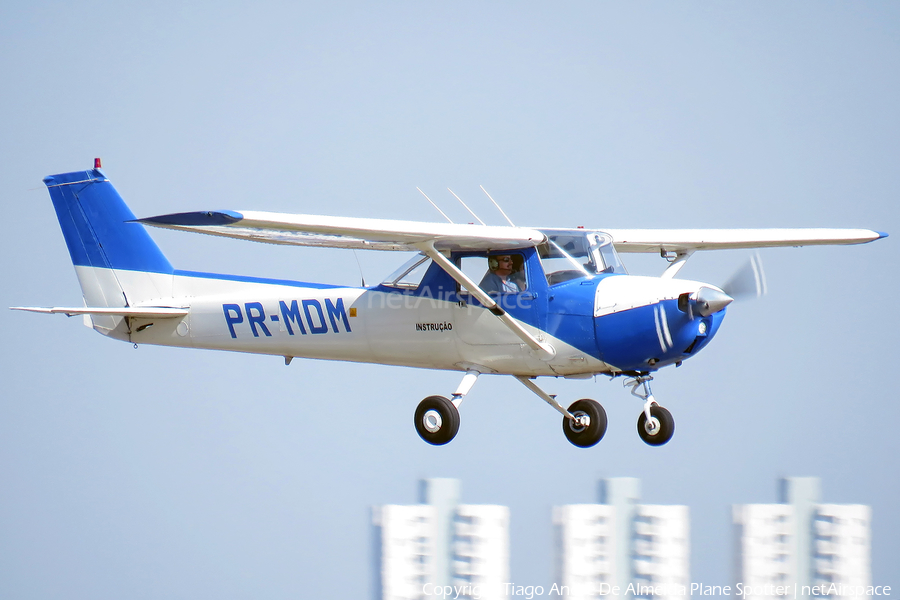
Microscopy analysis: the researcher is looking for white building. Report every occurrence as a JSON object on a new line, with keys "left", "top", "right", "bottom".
{"left": 452, "top": 504, "right": 510, "bottom": 597}
{"left": 373, "top": 504, "right": 436, "bottom": 600}
{"left": 554, "top": 503, "right": 615, "bottom": 596}
{"left": 733, "top": 477, "right": 871, "bottom": 599}
{"left": 553, "top": 478, "right": 690, "bottom": 599}
{"left": 732, "top": 503, "right": 794, "bottom": 593}
{"left": 813, "top": 504, "right": 871, "bottom": 591}
{"left": 632, "top": 504, "right": 691, "bottom": 594}
{"left": 373, "top": 479, "right": 510, "bottom": 600}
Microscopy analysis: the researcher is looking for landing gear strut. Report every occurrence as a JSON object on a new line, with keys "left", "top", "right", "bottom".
{"left": 626, "top": 375, "right": 675, "bottom": 446}
{"left": 517, "top": 376, "right": 607, "bottom": 448}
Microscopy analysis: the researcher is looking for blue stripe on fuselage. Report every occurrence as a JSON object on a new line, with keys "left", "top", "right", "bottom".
{"left": 174, "top": 270, "right": 360, "bottom": 290}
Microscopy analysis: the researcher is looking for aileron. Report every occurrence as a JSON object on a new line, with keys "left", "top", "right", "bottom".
{"left": 604, "top": 228, "right": 887, "bottom": 253}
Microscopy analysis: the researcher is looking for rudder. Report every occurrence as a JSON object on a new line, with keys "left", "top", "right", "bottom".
{"left": 44, "top": 164, "right": 175, "bottom": 337}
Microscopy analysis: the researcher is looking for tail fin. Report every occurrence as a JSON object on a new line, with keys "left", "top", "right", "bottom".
{"left": 44, "top": 164, "right": 175, "bottom": 337}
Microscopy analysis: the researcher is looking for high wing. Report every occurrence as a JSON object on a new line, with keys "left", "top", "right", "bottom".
{"left": 137, "top": 210, "right": 546, "bottom": 252}
{"left": 138, "top": 211, "right": 885, "bottom": 254}
{"left": 603, "top": 228, "right": 886, "bottom": 253}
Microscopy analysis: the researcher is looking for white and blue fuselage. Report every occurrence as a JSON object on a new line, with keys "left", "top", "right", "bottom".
{"left": 77, "top": 266, "right": 725, "bottom": 378}
{"left": 28, "top": 164, "right": 884, "bottom": 448}
{"left": 41, "top": 167, "right": 726, "bottom": 379}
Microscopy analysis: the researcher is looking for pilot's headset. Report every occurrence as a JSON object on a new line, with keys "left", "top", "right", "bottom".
{"left": 489, "top": 255, "right": 515, "bottom": 271}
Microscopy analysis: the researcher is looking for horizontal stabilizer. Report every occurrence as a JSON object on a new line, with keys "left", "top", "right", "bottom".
{"left": 11, "top": 306, "right": 189, "bottom": 318}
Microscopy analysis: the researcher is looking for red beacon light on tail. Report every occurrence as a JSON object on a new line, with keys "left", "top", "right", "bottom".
{"left": 94, "top": 158, "right": 102, "bottom": 169}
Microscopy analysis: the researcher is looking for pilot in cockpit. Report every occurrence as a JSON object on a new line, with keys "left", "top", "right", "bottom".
{"left": 479, "top": 254, "right": 526, "bottom": 294}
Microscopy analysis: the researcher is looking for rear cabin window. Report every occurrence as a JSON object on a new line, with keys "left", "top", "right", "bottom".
{"left": 382, "top": 254, "right": 432, "bottom": 289}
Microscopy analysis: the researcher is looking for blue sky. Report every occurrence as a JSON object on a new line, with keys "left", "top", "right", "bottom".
{"left": 1, "top": 2, "right": 898, "bottom": 598}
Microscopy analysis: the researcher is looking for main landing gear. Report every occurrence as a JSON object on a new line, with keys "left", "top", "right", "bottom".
{"left": 516, "top": 376, "right": 608, "bottom": 448}
{"left": 414, "top": 371, "right": 477, "bottom": 445}
{"left": 561, "top": 399, "right": 608, "bottom": 448}
{"left": 414, "top": 396, "right": 460, "bottom": 445}
{"left": 413, "top": 371, "right": 674, "bottom": 447}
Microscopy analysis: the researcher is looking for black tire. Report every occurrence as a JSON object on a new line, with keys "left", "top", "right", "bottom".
{"left": 562, "top": 399, "right": 608, "bottom": 448}
{"left": 637, "top": 404, "right": 675, "bottom": 446}
{"left": 414, "top": 395, "right": 460, "bottom": 445}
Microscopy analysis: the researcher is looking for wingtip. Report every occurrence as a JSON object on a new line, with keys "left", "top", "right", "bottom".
{"left": 10, "top": 306, "right": 51, "bottom": 313}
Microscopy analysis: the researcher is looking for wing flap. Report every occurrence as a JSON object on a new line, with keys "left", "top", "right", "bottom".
{"left": 137, "top": 210, "right": 546, "bottom": 252}
{"left": 604, "top": 228, "right": 887, "bottom": 253}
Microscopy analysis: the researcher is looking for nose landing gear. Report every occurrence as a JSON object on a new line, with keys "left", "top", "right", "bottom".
{"left": 626, "top": 375, "right": 675, "bottom": 446}
{"left": 637, "top": 404, "right": 674, "bottom": 446}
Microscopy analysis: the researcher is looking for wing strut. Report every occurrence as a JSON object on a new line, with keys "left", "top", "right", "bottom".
{"left": 516, "top": 376, "right": 576, "bottom": 420}
{"left": 414, "top": 241, "right": 556, "bottom": 361}
{"left": 660, "top": 250, "right": 694, "bottom": 279}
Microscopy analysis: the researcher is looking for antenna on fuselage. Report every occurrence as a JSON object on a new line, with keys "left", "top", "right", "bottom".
{"left": 352, "top": 249, "right": 367, "bottom": 287}
{"left": 447, "top": 188, "right": 485, "bottom": 225}
{"left": 417, "top": 187, "right": 454, "bottom": 223}
{"left": 480, "top": 185, "right": 516, "bottom": 227}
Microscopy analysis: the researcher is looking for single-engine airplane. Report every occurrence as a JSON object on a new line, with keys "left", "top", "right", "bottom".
{"left": 14, "top": 162, "right": 887, "bottom": 447}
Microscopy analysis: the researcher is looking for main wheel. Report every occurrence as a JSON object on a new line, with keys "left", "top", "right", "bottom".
{"left": 562, "top": 399, "right": 608, "bottom": 448}
{"left": 637, "top": 404, "right": 675, "bottom": 446}
{"left": 414, "top": 395, "right": 460, "bottom": 445}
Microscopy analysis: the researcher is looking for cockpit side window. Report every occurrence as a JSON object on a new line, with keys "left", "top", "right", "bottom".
{"left": 458, "top": 253, "right": 528, "bottom": 295}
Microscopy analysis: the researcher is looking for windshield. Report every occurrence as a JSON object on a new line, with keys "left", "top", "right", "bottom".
{"left": 537, "top": 230, "right": 626, "bottom": 285}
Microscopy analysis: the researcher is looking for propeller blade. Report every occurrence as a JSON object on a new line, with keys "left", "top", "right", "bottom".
{"left": 722, "top": 252, "right": 767, "bottom": 300}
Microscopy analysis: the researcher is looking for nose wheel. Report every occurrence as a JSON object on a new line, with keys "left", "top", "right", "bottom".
{"left": 626, "top": 375, "right": 675, "bottom": 446}
{"left": 637, "top": 403, "right": 674, "bottom": 446}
